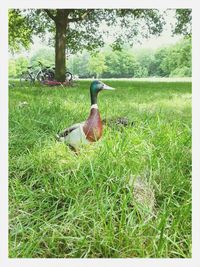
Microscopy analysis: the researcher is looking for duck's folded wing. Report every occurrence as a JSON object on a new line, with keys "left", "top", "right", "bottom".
{"left": 57, "top": 122, "right": 85, "bottom": 138}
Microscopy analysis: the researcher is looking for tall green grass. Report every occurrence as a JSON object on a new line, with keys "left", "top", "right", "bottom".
{"left": 9, "top": 80, "right": 191, "bottom": 258}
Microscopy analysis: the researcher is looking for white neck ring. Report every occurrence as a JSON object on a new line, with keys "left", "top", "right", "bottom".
{"left": 91, "top": 104, "right": 98, "bottom": 109}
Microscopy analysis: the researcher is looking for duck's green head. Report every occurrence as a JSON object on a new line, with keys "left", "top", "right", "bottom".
{"left": 90, "top": 80, "right": 114, "bottom": 105}
{"left": 90, "top": 80, "right": 114, "bottom": 93}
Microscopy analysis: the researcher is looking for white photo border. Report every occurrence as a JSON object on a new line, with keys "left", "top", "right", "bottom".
{"left": 1, "top": 1, "right": 199, "bottom": 267}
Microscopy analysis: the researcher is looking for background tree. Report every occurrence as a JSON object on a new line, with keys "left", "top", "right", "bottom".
{"left": 9, "top": 38, "right": 191, "bottom": 79}
{"left": 173, "top": 9, "right": 192, "bottom": 36}
{"left": 9, "top": 9, "right": 165, "bottom": 81}
{"left": 30, "top": 48, "right": 55, "bottom": 67}
{"left": 9, "top": 10, "right": 33, "bottom": 52}
{"left": 133, "top": 63, "right": 149, "bottom": 78}
{"left": 135, "top": 49, "right": 155, "bottom": 76}
{"left": 15, "top": 57, "right": 29, "bottom": 76}
{"left": 8, "top": 59, "right": 16, "bottom": 78}
{"left": 68, "top": 52, "right": 91, "bottom": 78}
{"left": 160, "top": 38, "right": 192, "bottom": 77}
{"left": 88, "top": 52, "right": 107, "bottom": 78}
{"left": 102, "top": 50, "right": 137, "bottom": 78}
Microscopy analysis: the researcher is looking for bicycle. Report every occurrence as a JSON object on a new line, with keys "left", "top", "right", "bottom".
{"left": 20, "top": 66, "right": 35, "bottom": 85}
{"left": 45, "top": 66, "right": 73, "bottom": 82}
{"left": 20, "top": 62, "right": 74, "bottom": 85}
{"left": 37, "top": 61, "right": 55, "bottom": 82}
{"left": 65, "top": 70, "right": 73, "bottom": 82}
{"left": 20, "top": 61, "right": 54, "bottom": 85}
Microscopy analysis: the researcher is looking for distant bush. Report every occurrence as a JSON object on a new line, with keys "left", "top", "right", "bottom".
{"left": 170, "top": 66, "right": 191, "bottom": 77}
{"left": 9, "top": 56, "right": 29, "bottom": 78}
{"left": 30, "top": 48, "right": 55, "bottom": 67}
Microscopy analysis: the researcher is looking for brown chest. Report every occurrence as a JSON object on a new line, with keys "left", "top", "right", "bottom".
{"left": 83, "top": 108, "right": 103, "bottom": 142}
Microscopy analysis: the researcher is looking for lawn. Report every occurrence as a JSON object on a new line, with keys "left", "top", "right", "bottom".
{"left": 9, "top": 80, "right": 192, "bottom": 258}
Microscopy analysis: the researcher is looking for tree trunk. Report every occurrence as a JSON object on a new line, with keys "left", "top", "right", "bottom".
{"left": 55, "top": 19, "right": 67, "bottom": 82}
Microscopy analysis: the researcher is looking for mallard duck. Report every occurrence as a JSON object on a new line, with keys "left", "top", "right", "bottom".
{"left": 57, "top": 80, "right": 115, "bottom": 150}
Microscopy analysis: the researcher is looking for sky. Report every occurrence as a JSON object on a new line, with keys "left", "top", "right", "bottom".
{"left": 101, "top": 9, "right": 181, "bottom": 49}
{"left": 13, "top": 9, "right": 182, "bottom": 58}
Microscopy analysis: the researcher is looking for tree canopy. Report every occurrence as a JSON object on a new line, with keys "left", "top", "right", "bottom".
{"left": 9, "top": 9, "right": 165, "bottom": 53}
{"left": 9, "top": 10, "right": 33, "bottom": 52}
{"left": 173, "top": 9, "right": 192, "bottom": 36}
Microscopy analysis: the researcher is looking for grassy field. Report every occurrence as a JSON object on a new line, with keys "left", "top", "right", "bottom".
{"left": 9, "top": 80, "right": 192, "bottom": 258}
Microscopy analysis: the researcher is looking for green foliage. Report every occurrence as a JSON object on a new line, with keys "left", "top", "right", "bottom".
{"left": 173, "top": 9, "right": 192, "bottom": 36}
{"left": 103, "top": 50, "right": 137, "bottom": 78}
{"left": 158, "top": 38, "right": 192, "bottom": 77}
{"left": 135, "top": 49, "right": 158, "bottom": 76}
{"left": 8, "top": 49, "right": 55, "bottom": 78}
{"left": 133, "top": 63, "right": 148, "bottom": 78}
{"left": 9, "top": 39, "right": 191, "bottom": 79}
{"left": 170, "top": 67, "right": 191, "bottom": 77}
{"left": 9, "top": 9, "right": 165, "bottom": 54}
{"left": 9, "top": 8, "right": 192, "bottom": 55}
{"left": 125, "top": 38, "right": 192, "bottom": 78}
{"left": 15, "top": 57, "right": 29, "bottom": 75}
{"left": 9, "top": 56, "right": 29, "bottom": 78}
{"left": 88, "top": 52, "right": 107, "bottom": 78}
{"left": 69, "top": 38, "right": 192, "bottom": 78}
{"left": 152, "top": 49, "right": 169, "bottom": 76}
{"left": 9, "top": 80, "right": 191, "bottom": 258}
{"left": 9, "top": 59, "right": 17, "bottom": 77}
{"left": 68, "top": 52, "right": 90, "bottom": 78}
{"left": 30, "top": 48, "right": 55, "bottom": 67}
{"left": 9, "top": 10, "right": 33, "bottom": 52}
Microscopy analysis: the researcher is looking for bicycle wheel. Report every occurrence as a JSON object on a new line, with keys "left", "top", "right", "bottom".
{"left": 20, "top": 72, "right": 34, "bottom": 86}
{"left": 47, "top": 69, "right": 55, "bottom": 81}
{"left": 36, "top": 70, "right": 46, "bottom": 82}
{"left": 65, "top": 71, "right": 73, "bottom": 82}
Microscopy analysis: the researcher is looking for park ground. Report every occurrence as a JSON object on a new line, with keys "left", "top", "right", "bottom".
{"left": 9, "top": 79, "right": 191, "bottom": 258}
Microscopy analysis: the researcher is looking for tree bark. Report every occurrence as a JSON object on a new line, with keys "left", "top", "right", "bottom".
{"left": 55, "top": 11, "right": 68, "bottom": 82}
{"left": 45, "top": 9, "right": 91, "bottom": 82}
